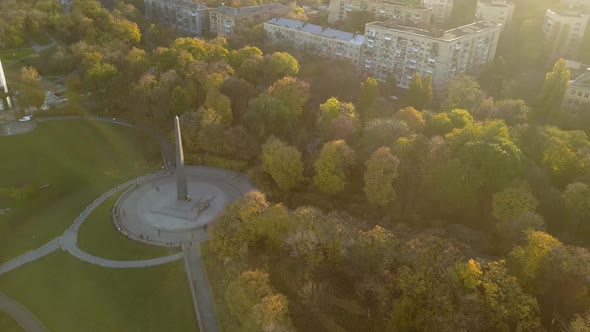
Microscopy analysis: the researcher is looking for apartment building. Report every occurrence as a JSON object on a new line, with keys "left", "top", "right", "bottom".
{"left": 423, "top": 0, "right": 453, "bottom": 25}
{"left": 327, "top": 0, "right": 432, "bottom": 26}
{"left": 561, "top": 0, "right": 590, "bottom": 9}
{"left": 362, "top": 20, "right": 502, "bottom": 90}
{"left": 144, "top": 0, "right": 209, "bottom": 36}
{"left": 0, "top": 60, "right": 11, "bottom": 111}
{"left": 475, "top": 0, "right": 515, "bottom": 25}
{"left": 562, "top": 71, "right": 590, "bottom": 112}
{"left": 543, "top": 9, "right": 589, "bottom": 60}
{"left": 264, "top": 18, "right": 364, "bottom": 66}
{"left": 210, "top": 3, "right": 288, "bottom": 37}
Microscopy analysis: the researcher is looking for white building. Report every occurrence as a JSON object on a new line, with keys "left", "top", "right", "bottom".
{"left": 476, "top": 0, "right": 515, "bottom": 26}
{"left": 144, "top": 0, "right": 209, "bottom": 36}
{"left": 0, "top": 60, "right": 12, "bottom": 111}
{"left": 327, "top": 0, "right": 432, "bottom": 26}
{"left": 562, "top": 71, "right": 590, "bottom": 112}
{"left": 362, "top": 20, "right": 502, "bottom": 90}
{"left": 423, "top": 0, "right": 454, "bottom": 25}
{"left": 210, "top": 3, "right": 288, "bottom": 37}
{"left": 543, "top": 9, "right": 589, "bottom": 60}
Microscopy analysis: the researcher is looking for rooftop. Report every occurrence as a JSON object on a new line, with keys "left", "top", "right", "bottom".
{"left": 265, "top": 18, "right": 365, "bottom": 45}
{"left": 380, "top": 0, "right": 429, "bottom": 10}
{"left": 572, "top": 71, "right": 590, "bottom": 88}
{"left": 366, "top": 20, "right": 502, "bottom": 41}
{"left": 546, "top": 8, "right": 589, "bottom": 18}
{"left": 477, "top": 0, "right": 514, "bottom": 7}
{"left": 214, "top": 3, "right": 287, "bottom": 16}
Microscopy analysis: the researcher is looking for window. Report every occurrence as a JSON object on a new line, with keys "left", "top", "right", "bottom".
{"left": 572, "top": 90, "right": 577, "bottom": 95}
{"left": 579, "top": 91, "right": 583, "bottom": 96}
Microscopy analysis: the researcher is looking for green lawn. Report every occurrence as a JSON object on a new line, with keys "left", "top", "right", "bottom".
{"left": 0, "top": 310, "right": 24, "bottom": 332}
{"left": 0, "top": 49, "right": 34, "bottom": 62}
{"left": 200, "top": 242, "right": 239, "bottom": 332}
{"left": 78, "top": 189, "right": 178, "bottom": 260}
{"left": 0, "top": 252, "right": 198, "bottom": 332}
{"left": 0, "top": 120, "right": 161, "bottom": 262}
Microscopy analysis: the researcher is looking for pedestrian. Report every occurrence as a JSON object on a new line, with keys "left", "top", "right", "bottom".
{"left": 140, "top": 234, "right": 143, "bottom": 239}
{"left": 158, "top": 229, "right": 161, "bottom": 236}
{"left": 204, "top": 224, "right": 207, "bottom": 231}
{"left": 147, "top": 235, "right": 149, "bottom": 241}
{"left": 123, "top": 209, "right": 126, "bottom": 217}
{"left": 156, "top": 186, "right": 159, "bottom": 192}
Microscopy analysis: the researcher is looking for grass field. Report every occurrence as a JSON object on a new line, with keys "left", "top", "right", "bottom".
{"left": 0, "top": 49, "right": 35, "bottom": 62}
{"left": 200, "top": 242, "right": 239, "bottom": 332}
{"left": 78, "top": 189, "right": 178, "bottom": 260}
{"left": 0, "top": 120, "right": 161, "bottom": 262}
{"left": 0, "top": 252, "right": 198, "bottom": 332}
{"left": 0, "top": 310, "right": 24, "bottom": 332}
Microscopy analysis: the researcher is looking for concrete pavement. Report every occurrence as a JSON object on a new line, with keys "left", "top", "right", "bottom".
{"left": 0, "top": 293, "right": 47, "bottom": 332}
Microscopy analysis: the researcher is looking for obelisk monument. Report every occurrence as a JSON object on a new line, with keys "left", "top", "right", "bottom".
{"left": 174, "top": 116, "right": 188, "bottom": 201}
{"left": 0, "top": 60, "right": 12, "bottom": 111}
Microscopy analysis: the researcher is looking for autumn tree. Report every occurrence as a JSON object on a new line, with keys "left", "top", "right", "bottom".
{"left": 395, "top": 106, "right": 425, "bottom": 133}
{"left": 364, "top": 147, "right": 400, "bottom": 206}
{"left": 536, "top": 58, "right": 570, "bottom": 123}
{"left": 317, "top": 97, "right": 359, "bottom": 141}
{"left": 313, "top": 140, "right": 355, "bottom": 195}
{"left": 225, "top": 270, "right": 294, "bottom": 332}
{"left": 261, "top": 137, "right": 304, "bottom": 191}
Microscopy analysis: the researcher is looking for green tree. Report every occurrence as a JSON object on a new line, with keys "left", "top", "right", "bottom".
{"left": 317, "top": 97, "right": 359, "bottom": 141}
{"left": 360, "top": 118, "right": 409, "bottom": 160}
{"left": 489, "top": 99, "right": 530, "bottom": 125}
{"left": 536, "top": 58, "right": 570, "bottom": 123}
{"left": 509, "top": 230, "right": 562, "bottom": 286}
{"left": 563, "top": 182, "right": 590, "bottom": 234}
{"left": 264, "top": 52, "right": 300, "bottom": 83}
{"left": 228, "top": 46, "right": 263, "bottom": 69}
{"left": 261, "top": 137, "right": 304, "bottom": 191}
{"left": 407, "top": 74, "right": 432, "bottom": 110}
{"left": 364, "top": 147, "right": 400, "bottom": 206}
{"left": 358, "top": 77, "right": 380, "bottom": 122}
{"left": 19, "top": 66, "right": 45, "bottom": 111}
{"left": 267, "top": 76, "right": 310, "bottom": 121}
{"left": 349, "top": 225, "right": 398, "bottom": 274}
{"left": 442, "top": 76, "right": 483, "bottom": 112}
{"left": 313, "top": 140, "right": 355, "bottom": 195}
{"left": 425, "top": 112, "right": 454, "bottom": 136}
{"left": 570, "top": 311, "right": 590, "bottom": 332}
{"left": 492, "top": 180, "right": 539, "bottom": 223}
{"left": 243, "top": 93, "right": 290, "bottom": 139}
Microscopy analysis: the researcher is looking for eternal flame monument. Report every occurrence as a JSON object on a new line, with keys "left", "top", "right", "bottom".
{"left": 114, "top": 116, "right": 254, "bottom": 245}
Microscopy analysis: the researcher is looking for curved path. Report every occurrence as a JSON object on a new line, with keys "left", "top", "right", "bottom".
{"left": 0, "top": 293, "right": 47, "bottom": 332}
{"left": 0, "top": 118, "right": 251, "bottom": 331}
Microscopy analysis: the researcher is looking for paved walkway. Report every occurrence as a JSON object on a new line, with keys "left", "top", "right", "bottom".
{"left": 0, "top": 293, "right": 47, "bottom": 332}
{"left": 184, "top": 244, "right": 219, "bottom": 332}
{"left": 0, "top": 238, "right": 60, "bottom": 276}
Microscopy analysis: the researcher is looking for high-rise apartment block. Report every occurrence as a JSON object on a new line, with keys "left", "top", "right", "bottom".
{"left": 423, "top": 0, "right": 454, "bottom": 24}
{"left": 543, "top": 9, "right": 589, "bottom": 60}
{"left": 209, "top": 3, "right": 288, "bottom": 37}
{"left": 562, "top": 71, "right": 590, "bottom": 112}
{"left": 264, "top": 18, "right": 365, "bottom": 65}
{"left": 475, "top": 0, "right": 515, "bottom": 25}
{"left": 144, "top": 0, "right": 209, "bottom": 36}
{"left": 327, "top": 0, "right": 432, "bottom": 26}
{"left": 362, "top": 21, "right": 501, "bottom": 90}
{"left": 264, "top": 18, "right": 501, "bottom": 92}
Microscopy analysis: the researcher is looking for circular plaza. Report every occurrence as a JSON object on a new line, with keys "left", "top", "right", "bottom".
{"left": 114, "top": 165, "right": 254, "bottom": 246}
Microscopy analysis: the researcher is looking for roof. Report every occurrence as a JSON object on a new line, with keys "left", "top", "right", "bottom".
{"left": 214, "top": 3, "right": 287, "bottom": 17}
{"left": 366, "top": 20, "right": 503, "bottom": 41}
{"left": 546, "top": 8, "right": 589, "bottom": 18}
{"left": 572, "top": 71, "right": 590, "bottom": 88}
{"left": 265, "top": 18, "right": 365, "bottom": 45}
{"left": 477, "top": 0, "right": 514, "bottom": 7}
{"left": 148, "top": 0, "right": 208, "bottom": 10}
